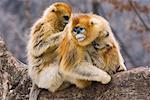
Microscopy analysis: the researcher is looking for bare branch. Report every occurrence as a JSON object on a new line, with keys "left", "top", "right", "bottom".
{"left": 128, "top": 0, "right": 150, "bottom": 31}
{"left": 0, "top": 35, "right": 150, "bottom": 99}
{"left": 23, "top": 0, "right": 32, "bottom": 28}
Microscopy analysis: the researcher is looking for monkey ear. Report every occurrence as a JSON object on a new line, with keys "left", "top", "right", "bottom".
{"left": 90, "top": 18, "right": 98, "bottom": 25}
{"left": 43, "top": 6, "right": 57, "bottom": 17}
{"left": 50, "top": 6, "right": 57, "bottom": 12}
{"left": 103, "top": 31, "right": 109, "bottom": 37}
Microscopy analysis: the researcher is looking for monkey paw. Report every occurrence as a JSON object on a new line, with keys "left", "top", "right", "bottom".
{"left": 101, "top": 74, "right": 111, "bottom": 84}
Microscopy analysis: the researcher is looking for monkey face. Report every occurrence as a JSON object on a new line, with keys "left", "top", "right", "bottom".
{"left": 44, "top": 2, "right": 72, "bottom": 31}
{"left": 92, "top": 32, "right": 127, "bottom": 74}
{"left": 69, "top": 14, "right": 108, "bottom": 46}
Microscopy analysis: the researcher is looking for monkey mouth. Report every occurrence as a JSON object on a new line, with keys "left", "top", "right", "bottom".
{"left": 75, "top": 34, "right": 86, "bottom": 42}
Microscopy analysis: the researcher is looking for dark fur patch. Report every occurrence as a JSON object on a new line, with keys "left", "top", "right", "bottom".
{"left": 34, "top": 40, "right": 43, "bottom": 48}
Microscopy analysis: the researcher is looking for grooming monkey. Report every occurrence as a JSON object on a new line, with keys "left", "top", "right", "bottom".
{"left": 57, "top": 14, "right": 112, "bottom": 89}
{"left": 27, "top": 2, "right": 72, "bottom": 93}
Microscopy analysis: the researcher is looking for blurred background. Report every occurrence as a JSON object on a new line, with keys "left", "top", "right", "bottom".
{"left": 0, "top": 0, "right": 149, "bottom": 69}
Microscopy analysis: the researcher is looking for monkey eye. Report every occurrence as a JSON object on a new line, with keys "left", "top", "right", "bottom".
{"left": 73, "top": 27, "right": 78, "bottom": 32}
{"left": 106, "top": 44, "right": 110, "bottom": 47}
{"left": 63, "top": 16, "right": 69, "bottom": 21}
{"left": 80, "top": 27, "right": 84, "bottom": 30}
{"left": 105, "top": 44, "right": 112, "bottom": 49}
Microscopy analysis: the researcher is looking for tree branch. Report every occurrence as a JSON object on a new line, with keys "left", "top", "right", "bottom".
{"left": 128, "top": 0, "right": 150, "bottom": 31}
{"left": 0, "top": 37, "right": 150, "bottom": 100}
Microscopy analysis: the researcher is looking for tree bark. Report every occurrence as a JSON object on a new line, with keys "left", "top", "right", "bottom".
{"left": 0, "top": 37, "right": 150, "bottom": 100}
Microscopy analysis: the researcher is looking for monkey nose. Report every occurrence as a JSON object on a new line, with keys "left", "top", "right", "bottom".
{"left": 63, "top": 16, "right": 69, "bottom": 21}
{"left": 73, "top": 27, "right": 85, "bottom": 34}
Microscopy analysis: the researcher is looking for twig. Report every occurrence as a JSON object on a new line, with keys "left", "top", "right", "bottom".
{"left": 128, "top": 0, "right": 150, "bottom": 31}
{"left": 92, "top": 0, "right": 99, "bottom": 15}
{"left": 24, "top": 0, "right": 32, "bottom": 28}
{"left": 146, "top": 14, "right": 150, "bottom": 23}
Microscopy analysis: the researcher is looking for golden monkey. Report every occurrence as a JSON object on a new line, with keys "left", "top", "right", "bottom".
{"left": 74, "top": 14, "right": 127, "bottom": 74}
{"left": 27, "top": 2, "right": 72, "bottom": 93}
{"left": 57, "top": 14, "right": 111, "bottom": 89}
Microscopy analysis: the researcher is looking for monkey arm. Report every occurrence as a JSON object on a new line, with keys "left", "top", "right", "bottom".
{"left": 31, "top": 31, "right": 63, "bottom": 57}
{"left": 60, "top": 61, "right": 111, "bottom": 84}
{"left": 28, "top": 18, "right": 64, "bottom": 57}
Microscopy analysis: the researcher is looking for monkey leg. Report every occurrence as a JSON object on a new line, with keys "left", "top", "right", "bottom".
{"left": 58, "top": 82, "right": 71, "bottom": 91}
{"left": 75, "top": 79, "right": 92, "bottom": 88}
{"left": 30, "top": 63, "right": 64, "bottom": 93}
{"left": 31, "top": 32, "right": 63, "bottom": 57}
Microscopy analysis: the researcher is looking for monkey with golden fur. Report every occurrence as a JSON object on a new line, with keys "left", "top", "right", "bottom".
{"left": 27, "top": 2, "right": 72, "bottom": 93}
{"left": 57, "top": 14, "right": 112, "bottom": 89}
{"left": 71, "top": 14, "right": 127, "bottom": 75}
{"left": 71, "top": 14, "right": 126, "bottom": 74}
{"left": 57, "top": 13, "right": 127, "bottom": 88}
{"left": 87, "top": 14, "right": 127, "bottom": 74}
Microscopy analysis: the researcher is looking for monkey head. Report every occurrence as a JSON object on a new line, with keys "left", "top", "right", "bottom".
{"left": 43, "top": 2, "right": 72, "bottom": 31}
{"left": 68, "top": 14, "right": 109, "bottom": 46}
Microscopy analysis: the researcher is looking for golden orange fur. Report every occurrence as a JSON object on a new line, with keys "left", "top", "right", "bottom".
{"left": 86, "top": 14, "right": 127, "bottom": 74}
{"left": 57, "top": 14, "right": 111, "bottom": 88}
{"left": 27, "top": 2, "right": 72, "bottom": 92}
